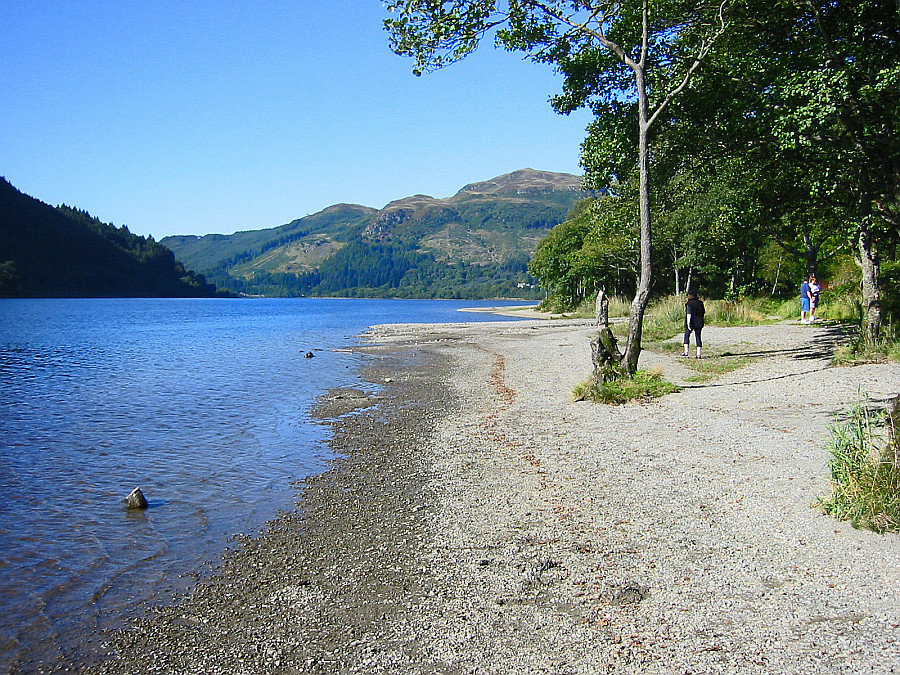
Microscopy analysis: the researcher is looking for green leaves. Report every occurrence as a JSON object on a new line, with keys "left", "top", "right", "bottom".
{"left": 528, "top": 194, "right": 639, "bottom": 308}
{"left": 384, "top": 0, "right": 501, "bottom": 74}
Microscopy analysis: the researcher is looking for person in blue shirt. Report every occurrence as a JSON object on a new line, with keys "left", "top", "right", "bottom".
{"left": 799, "top": 276, "right": 812, "bottom": 323}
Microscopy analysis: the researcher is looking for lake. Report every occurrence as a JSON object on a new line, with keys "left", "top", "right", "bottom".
{"left": 0, "top": 297, "right": 530, "bottom": 670}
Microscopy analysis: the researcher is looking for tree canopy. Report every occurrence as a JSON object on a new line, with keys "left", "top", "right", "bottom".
{"left": 388, "top": 1, "right": 899, "bottom": 359}
{"left": 387, "top": 0, "right": 733, "bottom": 376}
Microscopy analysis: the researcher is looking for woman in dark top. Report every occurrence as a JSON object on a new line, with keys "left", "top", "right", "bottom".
{"left": 682, "top": 292, "right": 705, "bottom": 358}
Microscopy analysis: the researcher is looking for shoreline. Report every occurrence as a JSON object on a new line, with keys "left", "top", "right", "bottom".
{"left": 90, "top": 319, "right": 900, "bottom": 673}
{"left": 89, "top": 341, "right": 455, "bottom": 673}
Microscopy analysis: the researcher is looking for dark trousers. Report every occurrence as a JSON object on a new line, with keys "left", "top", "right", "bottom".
{"left": 684, "top": 326, "right": 702, "bottom": 348}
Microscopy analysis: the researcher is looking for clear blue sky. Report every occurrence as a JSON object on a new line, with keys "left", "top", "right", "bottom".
{"left": 1, "top": 2, "right": 594, "bottom": 239}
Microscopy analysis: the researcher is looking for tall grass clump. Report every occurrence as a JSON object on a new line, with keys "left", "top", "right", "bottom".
{"left": 818, "top": 400, "right": 900, "bottom": 533}
{"left": 573, "top": 365, "right": 679, "bottom": 404}
{"left": 704, "top": 298, "right": 767, "bottom": 325}
{"left": 818, "top": 288, "right": 862, "bottom": 322}
{"left": 833, "top": 320, "right": 900, "bottom": 365}
{"left": 616, "top": 294, "right": 769, "bottom": 342}
{"left": 615, "top": 295, "right": 684, "bottom": 341}
{"left": 605, "top": 295, "right": 632, "bottom": 318}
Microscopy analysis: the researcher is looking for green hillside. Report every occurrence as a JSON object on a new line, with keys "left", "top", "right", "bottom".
{"left": 163, "top": 169, "right": 589, "bottom": 298}
{"left": 0, "top": 178, "right": 222, "bottom": 298}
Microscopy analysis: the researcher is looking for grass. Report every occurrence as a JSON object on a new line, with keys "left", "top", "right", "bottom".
{"left": 651, "top": 340, "right": 753, "bottom": 382}
{"left": 573, "top": 365, "right": 679, "bottom": 404}
{"left": 817, "top": 399, "right": 900, "bottom": 533}
{"left": 832, "top": 321, "right": 900, "bottom": 365}
{"left": 833, "top": 338, "right": 900, "bottom": 365}
{"left": 683, "top": 354, "right": 752, "bottom": 383}
{"left": 610, "top": 294, "right": 770, "bottom": 342}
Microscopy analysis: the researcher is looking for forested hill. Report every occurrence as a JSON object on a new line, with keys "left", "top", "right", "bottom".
{"left": 0, "top": 178, "right": 221, "bottom": 298}
{"left": 162, "top": 169, "right": 589, "bottom": 299}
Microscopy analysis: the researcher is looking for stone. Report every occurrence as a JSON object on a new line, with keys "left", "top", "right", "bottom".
{"left": 126, "top": 487, "right": 148, "bottom": 509}
{"left": 305, "top": 351, "right": 315, "bottom": 358}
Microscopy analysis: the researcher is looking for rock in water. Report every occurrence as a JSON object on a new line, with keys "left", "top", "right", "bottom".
{"left": 305, "top": 351, "right": 315, "bottom": 358}
{"left": 125, "top": 487, "right": 148, "bottom": 509}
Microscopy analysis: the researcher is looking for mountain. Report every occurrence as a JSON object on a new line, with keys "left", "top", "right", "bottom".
{"left": 0, "top": 178, "right": 222, "bottom": 298}
{"left": 163, "top": 169, "right": 590, "bottom": 298}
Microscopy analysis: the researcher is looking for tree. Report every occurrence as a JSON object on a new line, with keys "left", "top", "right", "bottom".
{"left": 528, "top": 194, "right": 639, "bottom": 308}
{"left": 773, "top": 1, "right": 900, "bottom": 343}
{"left": 666, "top": 0, "right": 899, "bottom": 341}
{"left": 386, "top": 0, "right": 731, "bottom": 377}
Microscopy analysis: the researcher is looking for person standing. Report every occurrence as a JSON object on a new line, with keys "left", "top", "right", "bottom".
{"left": 799, "top": 276, "right": 812, "bottom": 323}
{"left": 809, "top": 275, "right": 821, "bottom": 322}
{"left": 682, "top": 291, "right": 705, "bottom": 358}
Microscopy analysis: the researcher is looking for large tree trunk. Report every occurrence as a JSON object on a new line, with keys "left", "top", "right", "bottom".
{"left": 858, "top": 225, "right": 882, "bottom": 345}
{"left": 673, "top": 247, "right": 681, "bottom": 295}
{"left": 802, "top": 232, "right": 819, "bottom": 277}
{"left": 857, "top": 170, "right": 883, "bottom": 345}
{"left": 620, "top": 61, "right": 653, "bottom": 375}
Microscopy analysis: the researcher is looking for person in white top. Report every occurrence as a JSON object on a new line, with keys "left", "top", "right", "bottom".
{"left": 809, "top": 275, "right": 821, "bottom": 322}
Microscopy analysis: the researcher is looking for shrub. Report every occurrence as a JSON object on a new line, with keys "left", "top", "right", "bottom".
{"left": 818, "top": 400, "right": 900, "bottom": 533}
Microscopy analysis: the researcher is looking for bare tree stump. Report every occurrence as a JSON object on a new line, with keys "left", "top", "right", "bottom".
{"left": 590, "top": 290, "right": 623, "bottom": 383}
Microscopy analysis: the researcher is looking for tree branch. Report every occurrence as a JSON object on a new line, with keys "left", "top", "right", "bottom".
{"left": 648, "top": 0, "right": 730, "bottom": 127}
{"left": 522, "top": 0, "right": 636, "bottom": 69}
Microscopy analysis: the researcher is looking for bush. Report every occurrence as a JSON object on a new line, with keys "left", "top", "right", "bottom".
{"left": 818, "top": 400, "right": 900, "bottom": 533}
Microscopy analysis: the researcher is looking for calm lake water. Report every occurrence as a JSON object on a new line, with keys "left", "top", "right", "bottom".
{"left": 0, "top": 297, "right": 529, "bottom": 670}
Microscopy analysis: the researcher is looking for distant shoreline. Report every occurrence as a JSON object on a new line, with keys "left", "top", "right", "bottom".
{"left": 458, "top": 304, "right": 578, "bottom": 320}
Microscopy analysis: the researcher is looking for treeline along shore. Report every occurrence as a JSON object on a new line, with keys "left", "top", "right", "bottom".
{"left": 88, "top": 318, "right": 900, "bottom": 674}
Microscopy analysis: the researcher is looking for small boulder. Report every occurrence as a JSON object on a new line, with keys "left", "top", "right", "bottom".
{"left": 125, "top": 487, "right": 148, "bottom": 510}
{"left": 305, "top": 351, "right": 315, "bottom": 358}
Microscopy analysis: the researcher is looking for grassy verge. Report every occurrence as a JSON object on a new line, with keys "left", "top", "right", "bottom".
{"left": 573, "top": 365, "right": 679, "bottom": 404}
{"left": 611, "top": 295, "right": 770, "bottom": 342}
{"left": 818, "top": 399, "right": 900, "bottom": 533}
{"left": 832, "top": 329, "right": 900, "bottom": 365}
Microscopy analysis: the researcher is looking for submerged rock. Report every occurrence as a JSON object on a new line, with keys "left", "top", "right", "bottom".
{"left": 125, "top": 487, "right": 148, "bottom": 510}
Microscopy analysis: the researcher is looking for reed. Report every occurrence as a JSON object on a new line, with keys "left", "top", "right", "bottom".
{"left": 818, "top": 400, "right": 900, "bottom": 533}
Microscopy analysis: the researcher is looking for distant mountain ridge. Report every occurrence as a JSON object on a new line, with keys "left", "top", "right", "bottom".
{"left": 163, "top": 169, "right": 589, "bottom": 298}
{"left": 0, "top": 178, "right": 221, "bottom": 298}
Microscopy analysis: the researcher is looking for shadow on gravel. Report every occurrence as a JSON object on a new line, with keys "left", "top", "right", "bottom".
{"left": 680, "top": 324, "right": 850, "bottom": 389}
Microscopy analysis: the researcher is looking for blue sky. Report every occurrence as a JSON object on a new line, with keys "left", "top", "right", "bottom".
{"left": 1, "top": 2, "right": 594, "bottom": 239}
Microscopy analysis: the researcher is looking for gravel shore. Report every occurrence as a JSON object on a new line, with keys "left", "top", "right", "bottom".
{"left": 90, "top": 318, "right": 900, "bottom": 674}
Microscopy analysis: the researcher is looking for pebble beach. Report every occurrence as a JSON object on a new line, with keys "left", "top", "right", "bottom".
{"left": 90, "top": 316, "right": 900, "bottom": 674}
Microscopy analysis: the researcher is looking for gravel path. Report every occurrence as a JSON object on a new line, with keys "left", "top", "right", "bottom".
{"left": 90, "top": 319, "right": 900, "bottom": 674}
